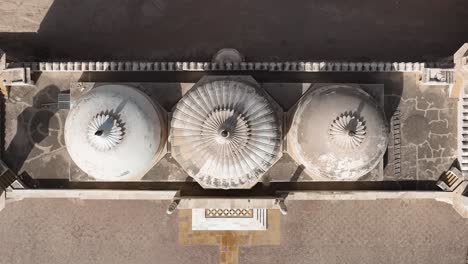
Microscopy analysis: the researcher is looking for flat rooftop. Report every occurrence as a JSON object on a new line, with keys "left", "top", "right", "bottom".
{"left": 2, "top": 71, "right": 457, "bottom": 191}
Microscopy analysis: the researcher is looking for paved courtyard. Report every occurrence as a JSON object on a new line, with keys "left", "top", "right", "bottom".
{"left": 0, "top": 199, "right": 467, "bottom": 264}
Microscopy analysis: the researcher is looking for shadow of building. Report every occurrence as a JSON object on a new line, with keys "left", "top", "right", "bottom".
{"left": 0, "top": 0, "right": 468, "bottom": 61}
{"left": 3, "top": 85, "right": 60, "bottom": 174}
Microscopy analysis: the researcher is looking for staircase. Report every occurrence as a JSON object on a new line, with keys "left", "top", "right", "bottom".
{"left": 436, "top": 167, "right": 463, "bottom": 191}
{"left": 392, "top": 107, "right": 402, "bottom": 179}
{"left": 459, "top": 94, "right": 468, "bottom": 176}
{"left": 0, "top": 160, "right": 17, "bottom": 190}
{"left": 422, "top": 68, "right": 455, "bottom": 85}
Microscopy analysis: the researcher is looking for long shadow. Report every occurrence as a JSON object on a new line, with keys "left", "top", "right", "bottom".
{"left": 30, "top": 179, "right": 441, "bottom": 194}
{"left": 3, "top": 85, "right": 60, "bottom": 174}
{"left": 1, "top": 0, "right": 468, "bottom": 61}
{"left": 1, "top": 0, "right": 435, "bottom": 189}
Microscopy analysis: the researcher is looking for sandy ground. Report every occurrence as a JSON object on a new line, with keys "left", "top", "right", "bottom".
{"left": 0, "top": 199, "right": 467, "bottom": 264}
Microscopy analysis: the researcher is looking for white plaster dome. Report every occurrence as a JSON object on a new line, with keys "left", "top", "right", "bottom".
{"left": 288, "top": 84, "right": 389, "bottom": 180}
{"left": 170, "top": 79, "right": 282, "bottom": 189}
{"left": 64, "top": 84, "right": 166, "bottom": 180}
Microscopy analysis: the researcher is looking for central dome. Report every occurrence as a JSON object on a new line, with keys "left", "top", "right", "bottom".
{"left": 64, "top": 84, "right": 166, "bottom": 181}
{"left": 170, "top": 78, "right": 282, "bottom": 189}
{"left": 288, "top": 84, "right": 389, "bottom": 180}
{"left": 202, "top": 108, "right": 250, "bottom": 146}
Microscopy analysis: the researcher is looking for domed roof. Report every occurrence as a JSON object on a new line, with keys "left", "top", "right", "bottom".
{"left": 64, "top": 84, "right": 166, "bottom": 181}
{"left": 288, "top": 84, "right": 389, "bottom": 180}
{"left": 170, "top": 78, "right": 282, "bottom": 189}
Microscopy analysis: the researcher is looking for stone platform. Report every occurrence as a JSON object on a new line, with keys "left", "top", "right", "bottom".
{"left": 192, "top": 208, "right": 267, "bottom": 231}
{"left": 1, "top": 71, "right": 458, "bottom": 186}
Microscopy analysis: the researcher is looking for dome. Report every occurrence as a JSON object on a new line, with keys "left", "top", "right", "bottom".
{"left": 64, "top": 84, "right": 166, "bottom": 181}
{"left": 170, "top": 78, "right": 282, "bottom": 189}
{"left": 288, "top": 84, "right": 389, "bottom": 180}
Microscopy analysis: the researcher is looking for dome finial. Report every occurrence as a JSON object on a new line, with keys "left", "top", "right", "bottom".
{"left": 328, "top": 112, "right": 366, "bottom": 151}
{"left": 87, "top": 114, "right": 124, "bottom": 151}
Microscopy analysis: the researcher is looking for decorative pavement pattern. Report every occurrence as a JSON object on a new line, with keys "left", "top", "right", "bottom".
{"left": 205, "top": 209, "right": 254, "bottom": 218}
{"left": 385, "top": 73, "right": 457, "bottom": 181}
{"left": 179, "top": 209, "right": 280, "bottom": 264}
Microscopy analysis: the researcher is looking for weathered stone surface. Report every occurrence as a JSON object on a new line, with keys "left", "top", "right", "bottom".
{"left": 65, "top": 84, "right": 167, "bottom": 181}
{"left": 288, "top": 83, "right": 388, "bottom": 180}
{"left": 417, "top": 142, "right": 433, "bottom": 159}
{"left": 143, "top": 154, "right": 188, "bottom": 182}
{"left": 3, "top": 72, "right": 457, "bottom": 183}
{"left": 402, "top": 115, "right": 429, "bottom": 144}
{"left": 384, "top": 76, "right": 457, "bottom": 181}
{"left": 170, "top": 76, "right": 283, "bottom": 189}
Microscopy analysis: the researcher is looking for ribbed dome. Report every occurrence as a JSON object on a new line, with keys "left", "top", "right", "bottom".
{"left": 87, "top": 114, "right": 124, "bottom": 151}
{"left": 65, "top": 84, "right": 166, "bottom": 181}
{"left": 170, "top": 78, "right": 282, "bottom": 189}
{"left": 288, "top": 84, "right": 389, "bottom": 180}
{"left": 328, "top": 112, "right": 366, "bottom": 151}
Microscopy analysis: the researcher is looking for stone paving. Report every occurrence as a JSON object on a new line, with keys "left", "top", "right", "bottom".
{"left": 2, "top": 74, "right": 72, "bottom": 180}
{"left": 384, "top": 73, "right": 458, "bottom": 181}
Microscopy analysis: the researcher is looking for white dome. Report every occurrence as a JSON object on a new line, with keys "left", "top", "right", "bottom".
{"left": 64, "top": 84, "right": 166, "bottom": 181}
{"left": 288, "top": 84, "right": 389, "bottom": 180}
{"left": 170, "top": 78, "right": 282, "bottom": 189}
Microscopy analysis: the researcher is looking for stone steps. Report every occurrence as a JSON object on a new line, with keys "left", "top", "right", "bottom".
{"left": 422, "top": 68, "right": 455, "bottom": 84}
{"left": 0, "top": 161, "right": 16, "bottom": 190}
{"left": 392, "top": 108, "right": 402, "bottom": 178}
{"left": 460, "top": 94, "right": 468, "bottom": 176}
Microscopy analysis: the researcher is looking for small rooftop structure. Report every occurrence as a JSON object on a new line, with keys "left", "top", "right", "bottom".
{"left": 64, "top": 84, "right": 166, "bottom": 181}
